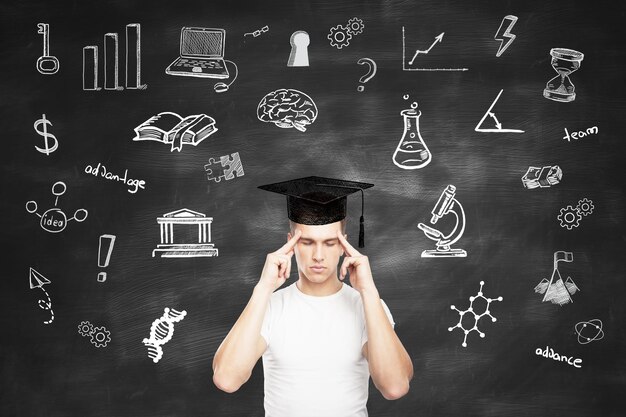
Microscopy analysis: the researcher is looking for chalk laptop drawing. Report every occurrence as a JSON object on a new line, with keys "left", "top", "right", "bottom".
{"left": 134, "top": 112, "right": 217, "bottom": 152}
{"left": 165, "top": 27, "right": 229, "bottom": 79}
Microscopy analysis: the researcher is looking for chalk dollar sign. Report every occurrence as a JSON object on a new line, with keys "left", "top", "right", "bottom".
{"left": 33, "top": 114, "right": 58, "bottom": 155}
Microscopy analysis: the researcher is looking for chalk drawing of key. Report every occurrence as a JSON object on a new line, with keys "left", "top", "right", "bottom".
{"left": 33, "top": 114, "right": 58, "bottom": 156}
{"left": 36, "top": 23, "right": 60, "bottom": 75}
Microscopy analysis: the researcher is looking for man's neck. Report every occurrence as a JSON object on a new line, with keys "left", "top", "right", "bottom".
{"left": 296, "top": 274, "right": 343, "bottom": 297}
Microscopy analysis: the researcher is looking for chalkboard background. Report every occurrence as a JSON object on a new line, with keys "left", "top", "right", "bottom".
{"left": 1, "top": 0, "right": 625, "bottom": 416}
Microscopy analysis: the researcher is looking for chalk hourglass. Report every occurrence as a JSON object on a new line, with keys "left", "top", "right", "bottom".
{"left": 543, "top": 48, "right": 584, "bottom": 102}
{"left": 392, "top": 103, "right": 432, "bottom": 169}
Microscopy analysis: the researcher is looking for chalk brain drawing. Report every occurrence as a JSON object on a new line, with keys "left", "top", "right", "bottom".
{"left": 257, "top": 89, "right": 318, "bottom": 132}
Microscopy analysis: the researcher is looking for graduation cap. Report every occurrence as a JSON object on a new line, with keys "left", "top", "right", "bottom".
{"left": 258, "top": 176, "right": 374, "bottom": 248}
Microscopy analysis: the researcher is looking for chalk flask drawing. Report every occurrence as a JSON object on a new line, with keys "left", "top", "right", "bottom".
{"left": 392, "top": 102, "right": 432, "bottom": 169}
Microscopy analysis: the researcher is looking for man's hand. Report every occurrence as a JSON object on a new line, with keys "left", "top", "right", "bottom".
{"left": 256, "top": 229, "right": 301, "bottom": 294}
{"left": 337, "top": 231, "right": 378, "bottom": 295}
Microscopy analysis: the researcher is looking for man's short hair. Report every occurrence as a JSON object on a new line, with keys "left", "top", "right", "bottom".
{"left": 289, "top": 219, "right": 347, "bottom": 234}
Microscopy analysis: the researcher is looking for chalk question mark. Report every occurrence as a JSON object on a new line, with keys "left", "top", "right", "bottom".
{"left": 357, "top": 58, "right": 377, "bottom": 92}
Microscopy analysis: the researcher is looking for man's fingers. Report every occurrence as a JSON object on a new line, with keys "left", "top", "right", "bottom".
{"left": 279, "top": 229, "right": 302, "bottom": 254}
{"left": 340, "top": 257, "right": 356, "bottom": 279}
{"left": 336, "top": 230, "right": 360, "bottom": 257}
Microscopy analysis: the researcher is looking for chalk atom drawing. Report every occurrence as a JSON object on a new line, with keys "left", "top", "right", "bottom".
{"left": 143, "top": 308, "right": 187, "bottom": 363}
{"left": 152, "top": 209, "right": 218, "bottom": 258}
{"left": 494, "top": 15, "right": 518, "bottom": 57}
{"left": 475, "top": 90, "right": 524, "bottom": 133}
{"left": 418, "top": 185, "right": 467, "bottom": 257}
{"left": 36, "top": 23, "right": 59, "bottom": 74}
{"left": 534, "top": 251, "right": 579, "bottom": 306}
{"left": 449, "top": 281, "right": 502, "bottom": 347}
{"left": 257, "top": 89, "right": 318, "bottom": 132}
{"left": 575, "top": 319, "right": 604, "bottom": 344}
{"left": 204, "top": 152, "right": 244, "bottom": 183}
{"left": 26, "top": 181, "right": 88, "bottom": 233}
{"left": 29, "top": 268, "right": 54, "bottom": 324}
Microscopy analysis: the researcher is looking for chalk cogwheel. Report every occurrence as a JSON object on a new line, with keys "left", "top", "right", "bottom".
{"left": 576, "top": 198, "right": 594, "bottom": 216}
{"left": 90, "top": 326, "right": 111, "bottom": 348}
{"left": 347, "top": 17, "right": 364, "bottom": 35}
{"left": 78, "top": 321, "right": 94, "bottom": 337}
{"left": 328, "top": 24, "right": 352, "bottom": 49}
{"left": 558, "top": 205, "right": 582, "bottom": 229}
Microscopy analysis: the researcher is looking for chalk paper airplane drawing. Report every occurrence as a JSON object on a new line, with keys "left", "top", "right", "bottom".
{"left": 475, "top": 89, "right": 524, "bottom": 133}
{"left": 152, "top": 209, "right": 219, "bottom": 258}
{"left": 26, "top": 181, "right": 88, "bottom": 233}
{"left": 204, "top": 152, "right": 244, "bottom": 183}
{"left": 134, "top": 112, "right": 218, "bottom": 152}
{"left": 143, "top": 308, "right": 187, "bottom": 363}
{"left": 534, "top": 251, "right": 578, "bottom": 306}
{"left": 29, "top": 268, "right": 54, "bottom": 324}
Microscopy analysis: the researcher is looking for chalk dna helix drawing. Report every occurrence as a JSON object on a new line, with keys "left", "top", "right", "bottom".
{"left": 448, "top": 281, "right": 503, "bottom": 347}
{"left": 143, "top": 308, "right": 187, "bottom": 363}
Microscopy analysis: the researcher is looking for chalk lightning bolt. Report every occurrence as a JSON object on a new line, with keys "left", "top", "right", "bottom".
{"left": 494, "top": 15, "right": 518, "bottom": 57}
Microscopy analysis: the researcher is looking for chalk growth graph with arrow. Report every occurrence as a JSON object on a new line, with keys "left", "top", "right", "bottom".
{"left": 402, "top": 27, "right": 469, "bottom": 71}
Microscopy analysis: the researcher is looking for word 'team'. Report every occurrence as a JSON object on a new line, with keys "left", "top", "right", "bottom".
{"left": 563, "top": 126, "right": 598, "bottom": 142}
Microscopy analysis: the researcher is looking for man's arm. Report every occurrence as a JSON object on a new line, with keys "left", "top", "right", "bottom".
{"left": 337, "top": 231, "right": 414, "bottom": 400}
{"left": 212, "top": 230, "right": 301, "bottom": 393}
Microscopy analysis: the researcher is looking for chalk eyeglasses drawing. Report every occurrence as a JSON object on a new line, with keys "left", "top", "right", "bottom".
{"left": 26, "top": 181, "right": 88, "bottom": 233}
{"left": 36, "top": 23, "right": 59, "bottom": 74}
{"left": 165, "top": 27, "right": 238, "bottom": 93}
{"left": 418, "top": 185, "right": 467, "bottom": 257}
{"left": 402, "top": 26, "right": 468, "bottom": 72}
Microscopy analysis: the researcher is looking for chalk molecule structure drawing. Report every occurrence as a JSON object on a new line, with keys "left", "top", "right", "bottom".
{"left": 448, "top": 281, "right": 503, "bottom": 347}
{"left": 26, "top": 181, "right": 88, "bottom": 233}
{"left": 143, "top": 308, "right": 187, "bottom": 363}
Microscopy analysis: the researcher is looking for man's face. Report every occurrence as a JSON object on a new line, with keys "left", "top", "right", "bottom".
{"left": 288, "top": 221, "right": 345, "bottom": 284}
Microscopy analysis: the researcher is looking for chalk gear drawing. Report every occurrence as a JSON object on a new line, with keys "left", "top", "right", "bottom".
{"left": 328, "top": 17, "right": 364, "bottom": 49}
{"left": 557, "top": 198, "right": 594, "bottom": 229}
{"left": 449, "top": 281, "right": 503, "bottom": 347}
{"left": 77, "top": 321, "right": 111, "bottom": 348}
{"left": 143, "top": 308, "right": 187, "bottom": 363}
{"left": 26, "top": 181, "right": 88, "bottom": 233}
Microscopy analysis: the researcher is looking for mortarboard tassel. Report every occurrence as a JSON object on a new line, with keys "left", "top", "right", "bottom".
{"left": 359, "top": 215, "right": 365, "bottom": 248}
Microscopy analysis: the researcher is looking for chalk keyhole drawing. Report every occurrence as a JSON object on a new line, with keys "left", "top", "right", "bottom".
{"left": 418, "top": 185, "right": 467, "bottom": 257}
{"left": 392, "top": 97, "right": 432, "bottom": 169}
{"left": 449, "top": 281, "right": 502, "bottom": 347}
{"left": 143, "top": 308, "right": 187, "bottom": 363}
{"left": 36, "top": 23, "right": 59, "bottom": 75}
{"left": 29, "top": 268, "right": 54, "bottom": 324}
{"left": 494, "top": 15, "right": 518, "bottom": 57}
{"left": 97, "top": 234, "right": 116, "bottom": 282}
{"left": 26, "top": 181, "right": 88, "bottom": 233}
{"left": 534, "top": 251, "right": 579, "bottom": 306}
{"left": 287, "top": 31, "right": 309, "bottom": 67}
{"left": 356, "top": 58, "right": 376, "bottom": 92}
{"left": 543, "top": 48, "right": 584, "bottom": 102}
{"left": 475, "top": 89, "right": 524, "bottom": 133}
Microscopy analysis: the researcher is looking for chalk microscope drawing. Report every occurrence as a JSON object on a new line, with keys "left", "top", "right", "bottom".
{"left": 418, "top": 185, "right": 467, "bottom": 258}
{"left": 475, "top": 90, "right": 525, "bottom": 133}
{"left": 83, "top": 24, "right": 146, "bottom": 91}
{"left": 33, "top": 114, "right": 59, "bottom": 155}
{"left": 534, "top": 251, "right": 579, "bottom": 306}
{"left": 558, "top": 198, "right": 594, "bottom": 229}
{"left": 29, "top": 268, "right": 54, "bottom": 324}
{"left": 402, "top": 27, "right": 468, "bottom": 71}
{"left": 288, "top": 31, "right": 310, "bottom": 67}
{"left": 563, "top": 125, "right": 598, "bottom": 142}
{"left": 392, "top": 100, "right": 432, "bottom": 169}
{"left": 143, "top": 308, "right": 187, "bottom": 363}
{"left": 26, "top": 181, "right": 88, "bottom": 233}
{"left": 328, "top": 17, "right": 364, "bottom": 49}
{"left": 449, "top": 281, "right": 502, "bottom": 347}
{"left": 97, "top": 235, "right": 116, "bottom": 282}
{"left": 257, "top": 89, "right": 318, "bottom": 132}
{"left": 244, "top": 25, "right": 269, "bottom": 38}
{"left": 204, "top": 152, "right": 244, "bottom": 183}
{"left": 522, "top": 165, "right": 562, "bottom": 189}
{"left": 494, "top": 15, "right": 518, "bottom": 57}
{"left": 165, "top": 27, "right": 238, "bottom": 93}
{"left": 575, "top": 319, "right": 604, "bottom": 344}
{"left": 543, "top": 48, "right": 584, "bottom": 102}
{"left": 153, "top": 209, "right": 218, "bottom": 258}
{"left": 36, "top": 23, "right": 59, "bottom": 74}
{"left": 356, "top": 58, "right": 376, "bottom": 92}
{"left": 78, "top": 321, "right": 111, "bottom": 348}
{"left": 134, "top": 112, "right": 218, "bottom": 152}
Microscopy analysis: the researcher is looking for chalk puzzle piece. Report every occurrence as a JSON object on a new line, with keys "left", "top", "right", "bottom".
{"left": 204, "top": 152, "right": 244, "bottom": 183}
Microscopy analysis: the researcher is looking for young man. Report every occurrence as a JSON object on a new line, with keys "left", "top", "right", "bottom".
{"left": 212, "top": 176, "right": 413, "bottom": 416}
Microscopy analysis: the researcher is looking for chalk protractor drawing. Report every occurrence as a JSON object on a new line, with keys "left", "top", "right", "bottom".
{"left": 475, "top": 89, "right": 524, "bottom": 133}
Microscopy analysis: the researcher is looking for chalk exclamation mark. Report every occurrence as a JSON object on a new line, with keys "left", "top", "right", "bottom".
{"left": 98, "top": 234, "right": 116, "bottom": 282}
